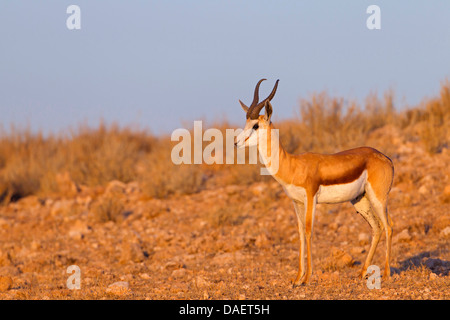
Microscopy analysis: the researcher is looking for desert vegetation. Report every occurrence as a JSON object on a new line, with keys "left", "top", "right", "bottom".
{"left": 0, "top": 82, "right": 449, "bottom": 299}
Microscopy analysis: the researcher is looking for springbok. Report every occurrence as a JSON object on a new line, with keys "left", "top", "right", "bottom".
{"left": 234, "top": 79, "right": 394, "bottom": 286}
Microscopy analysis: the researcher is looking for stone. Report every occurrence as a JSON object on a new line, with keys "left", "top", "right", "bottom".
{"left": 105, "top": 180, "right": 127, "bottom": 195}
{"left": 211, "top": 251, "right": 245, "bottom": 266}
{"left": 171, "top": 268, "right": 187, "bottom": 278}
{"left": 164, "top": 260, "right": 184, "bottom": 270}
{"left": 441, "top": 185, "right": 450, "bottom": 203}
{"left": 330, "top": 247, "right": 354, "bottom": 268}
{"left": 250, "top": 184, "right": 265, "bottom": 197}
{"left": 418, "top": 185, "right": 428, "bottom": 195}
{"left": 350, "top": 246, "right": 366, "bottom": 256}
{"left": 0, "top": 276, "right": 13, "bottom": 291}
{"left": 439, "top": 226, "right": 450, "bottom": 239}
{"left": 255, "top": 233, "right": 269, "bottom": 248}
{"left": 394, "top": 229, "right": 411, "bottom": 242}
{"left": 120, "top": 241, "right": 145, "bottom": 264}
{"left": 358, "top": 233, "right": 371, "bottom": 246}
{"left": 139, "top": 273, "right": 151, "bottom": 280}
{"left": 106, "top": 281, "right": 130, "bottom": 295}
{"left": 68, "top": 220, "right": 92, "bottom": 240}
{"left": 194, "top": 276, "right": 210, "bottom": 288}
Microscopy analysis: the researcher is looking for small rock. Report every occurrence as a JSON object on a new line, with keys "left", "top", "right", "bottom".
{"left": 171, "top": 268, "right": 187, "bottom": 278}
{"left": 350, "top": 246, "right": 366, "bottom": 255}
{"left": 418, "top": 185, "right": 428, "bottom": 195}
{"left": 164, "top": 260, "right": 185, "bottom": 270}
{"left": 0, "top": 276, "right": 13, "bottom": 291}
{"left": 50, "top": 199, "right": 74, "bottom": 217}
{"left": 255, "top": 233, "right": 269, "bottom": 248}
{"left": 105, "top": 180, "right": 127, "bottom": 194}
{"left": 250, "top": 184, "right": 265, "bottom": 196}
{"left": 394, "top": 229, "right": 411, "bottom": 242}
{"left": 439, "top": 227, "right": 450, "bottom": 239}
{"left": 120, "top": 241, "right": 145, "bottom": 263}
{"left": 331, "top": 247, "right": 354, "bottom": 268}
{"left": 30, "top": 241, "right": 41, "bottom": 251}
{"left": 429, "top": 273, "right": 438, "bottom": 280}
{"left": 139, "top": 273, "right": 151, "bottom": 280}
{"left": 441, "top": 185, "right": 450, "bottom": 203}
{"left": 194, "top": 276, "right": 210, "bottom": 288}
{"left": 211, "top": 251, "right": 245, "bottom": 266}
{"left": 106, "top": 281, "right": 130, "bottom": 295}
{"left": 68, "top": 220, "right": 92, "bottom": 240}
{"left": 358, "top": 233, "right": 371, "bottom": 246}
{"left": 110, "top": 281, "right": 129, "bottom": 288}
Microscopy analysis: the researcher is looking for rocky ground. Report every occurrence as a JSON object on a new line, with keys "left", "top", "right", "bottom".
{"left": 0, "top": 127, "right": 449, "bottom": 300}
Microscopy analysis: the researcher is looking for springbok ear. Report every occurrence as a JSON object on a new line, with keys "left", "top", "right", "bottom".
{"left": 239, "top": 100, "right": 249, "bottom": 113}
{"left": 264, "top": 101, "right": 273, "bottom": 122}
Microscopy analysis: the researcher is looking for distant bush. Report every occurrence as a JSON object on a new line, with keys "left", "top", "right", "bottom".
{"left": 417, "top": 82, "right": 450, "bottom": 153}
{"left": 138, "top": 138, "right": 206, "bottom": 199}
{"left": 0, "top": 82, "right": 448, "bottom": 202}
{"left": 0, "top": 123, "right": 156, "bottom": 203}
{"left": 279, "top": 90, "right": 396, "bottom": 154}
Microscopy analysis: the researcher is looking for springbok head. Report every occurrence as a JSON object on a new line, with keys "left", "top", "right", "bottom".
{"left": 234, "top": 78, "right": 279, "bottom": 148}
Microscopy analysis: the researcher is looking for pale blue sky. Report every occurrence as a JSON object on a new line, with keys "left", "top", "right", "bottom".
{"left": 1, "top": 1, "right": 449, "bottom": 135}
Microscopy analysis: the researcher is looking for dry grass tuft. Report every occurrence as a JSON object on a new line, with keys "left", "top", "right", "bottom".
{"left": 138, "top": 138, "right": 206, "bottom": 199}
{"left": 89, "top": 194, "right": 126, "bottom": 223}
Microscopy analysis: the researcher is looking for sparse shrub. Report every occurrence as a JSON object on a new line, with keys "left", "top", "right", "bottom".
{"left": 0, "top": 129, "right": 60, "bottom": 203}
{"left": 397, "top": 82, "right": 450, "bottom": 154}
{"left": 417, "top": 83, "right": 450, "bottom": 153}
{"left": 206, "top": 203, "right": 246, "bottom": 227}
{"left": 66, "top": 123, "right": 154, "bottom": 186}
{"left": 90, "top": 194, "right": 126, "bottom": 223}
{"left": 0, "top": 123, "right": 156, "bottom": 203}
{"left": 139, "top": 138, "right": 206, "bottom": 199}
{"left": 279, "top": 90, "right": 396, "bottom": 155}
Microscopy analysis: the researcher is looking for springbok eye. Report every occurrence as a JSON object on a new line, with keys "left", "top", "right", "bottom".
{"left": 253, "top": 123, "right": 259, "bottom": 130}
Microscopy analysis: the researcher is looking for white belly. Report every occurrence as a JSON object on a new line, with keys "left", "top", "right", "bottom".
{"left": 280, "top": 170, "right": 367, "bottom": 204}
{"left": 282, "top": 184, "right": 307, "bottom": 202}
{"left": 316, "top": 170, "right": 367, "bottom": 204}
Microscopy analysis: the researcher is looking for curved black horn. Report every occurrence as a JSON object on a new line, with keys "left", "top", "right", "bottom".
{"left": 250, "top": 78, "right": 266, "bottom": 108}
{"left": 245, "top": 79, "right": 266, "bottom": 118}
{"left": 248, "top": 79, "right": 279, "bottom": 119}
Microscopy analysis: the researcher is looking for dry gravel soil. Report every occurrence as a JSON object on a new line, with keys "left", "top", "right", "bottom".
{"left": 0, "top": 139, "right": 449, "bottom": 300}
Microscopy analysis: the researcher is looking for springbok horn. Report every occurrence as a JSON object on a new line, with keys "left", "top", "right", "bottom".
{"left": 248, "top": 79, "right": 279, "bottom": 119}
{"left": 246, "top": 78, "right": 266, "bottom": 118}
